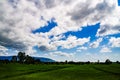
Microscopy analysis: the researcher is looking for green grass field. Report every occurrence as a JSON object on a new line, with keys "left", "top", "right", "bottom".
{"left": 0, "top": 63, "right": 120, "bottom": 80}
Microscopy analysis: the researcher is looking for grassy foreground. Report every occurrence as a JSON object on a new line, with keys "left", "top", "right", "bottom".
{"left": 0, "top": 63, "right": 120, "bottom": 80}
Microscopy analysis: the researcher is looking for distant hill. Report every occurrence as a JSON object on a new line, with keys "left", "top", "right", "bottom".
{"left": 33, "top": 57, "right": 55, "bottom": 62}
{"left": 0, "top": 56, "right": 55, "bottom": 62}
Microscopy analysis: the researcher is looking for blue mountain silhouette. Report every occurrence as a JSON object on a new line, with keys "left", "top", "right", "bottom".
{"left": 0, "top": 56, "right": 55, "bottom": 62}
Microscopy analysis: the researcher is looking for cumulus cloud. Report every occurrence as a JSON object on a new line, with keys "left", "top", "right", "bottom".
{"left": 0, "top": 45, "right": 8, "bottom": 56}
{"left": 100, "top": 47, "right": 112, "bottom": 53}
{"left": 90, "top": 38, "right": 103, "bottom": 48}
{"left": 50, "top": 35, "right": 90, "bottom": 49}
{"left": 49, "top": 51, "right": 75, "bottom": 58}
{"left": 109, "top": 37, "right": 120, "bottom": 47}
{"left": 77, "top": 46, "right": 87, "bottom": 52}
{"left": 37, "top": 35, "right": 90, "bottom": 51}
{"left": 76, "top": 52, "right": 120, "bottom": 62}
{"left": 0, "top": 0, "right": 120, "bottom": 55}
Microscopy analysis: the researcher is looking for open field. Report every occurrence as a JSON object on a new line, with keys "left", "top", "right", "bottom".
{"left": 0, "top": 63, "right": 120, "bottom": 80}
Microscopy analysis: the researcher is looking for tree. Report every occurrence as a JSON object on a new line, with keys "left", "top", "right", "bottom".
{"left": 35, "top": 59, "right": 41, "bottom": 64}
{"left": 96, "top": 60, "right": 100, "bottom": 64}
{"left": 116, "top": 61, "right": 120, "bottom": 64}
{"left": 11, "top": 56, "right": 17, "bottom": 62}
{"left": 86, "top": 61, "right": 90, "bottom": 64}
{"left": 65, "top": 60, "right": 68, "bottom": 64}
{"left": 25, "top": 55, "right": 35, "bottom": 64}
{"left": 17, "top": 52, "right": 26, "bottom": 63}
{"left": 105, "top": 59, "right": 112, "bottom": 64}
{"left": 4, "top": 59, "right": 9, "bottom": 64}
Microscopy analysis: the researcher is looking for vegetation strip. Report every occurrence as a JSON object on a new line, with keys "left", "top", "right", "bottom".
{"left": 93, "top": 66, "right": 120, "bottom": 75}
{"left": 1, "top": 66, "right": 70, "bottom": 79}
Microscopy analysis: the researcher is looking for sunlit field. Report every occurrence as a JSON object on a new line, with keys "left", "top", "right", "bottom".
{"left": 0, "top": 63, "right": 120, "bottom": 80}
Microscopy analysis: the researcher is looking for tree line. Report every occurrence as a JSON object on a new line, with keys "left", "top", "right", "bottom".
{"left": 0, "top": 52, "right": 120, "bottom": 64}
{"left": 0, "top": 52, "right": 41, "bottom": 64}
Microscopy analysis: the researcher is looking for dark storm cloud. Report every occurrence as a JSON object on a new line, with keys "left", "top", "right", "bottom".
{"left": 96, "top": 1, "right": 115, "bottom": 12}
{"left": 27, "top": 0, "right": 56, "bottom": 9}
{"left": 69, "top": 0, "right": 115, "bottom": 23}
{"left": 44, "top": 0, "right": 56, "bottom": 8}
{"left": 8, "top": 0, "right": 20, "bottom": 8}
{"left": 61, "top": 0, "right": 73, "bottom": 4}
{"left": 97, "top": 25, "right": 120, "bottom": 36}
{"left": 112, "top": 25, "right": 120, "bottom": 31}
{"left": 0, "top": 35, "right": 27, "bottom": 51}
{"left": 27, "top": 0, "right": 73, "bottom": 9}
{"left": 44, "top": 0, "right": 74, "bottom": 9}
{"left": 27, "top": 0, "right": 42, "bottom": 9}
{"left": 38, "top": 45, "right": 48, "bottom": 51}
{"left": 68, "top": 2, "right": 93, "bottom": 22}
{"left": 98, "top": 25, "right": 110, "bottom": 34}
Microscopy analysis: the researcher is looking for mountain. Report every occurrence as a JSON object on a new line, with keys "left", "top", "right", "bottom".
{"left": 33, "top": 57, "right": 55, "bottom": 62}
{"left": 0, "top": 56, "right": 55, "bottom": 62}
{"left": 0, "top": 56, "right": 12, "bottom": 61}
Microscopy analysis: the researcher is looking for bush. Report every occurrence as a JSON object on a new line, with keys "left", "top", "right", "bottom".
{"left": 105, "top": 59, "right": 112, "bottom": 64}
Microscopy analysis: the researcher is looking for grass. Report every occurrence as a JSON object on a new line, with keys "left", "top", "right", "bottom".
{"left": 0, "top": 63, "right": 120, "bottom": 80}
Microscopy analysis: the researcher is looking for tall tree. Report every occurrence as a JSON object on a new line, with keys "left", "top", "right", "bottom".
{"left": 105, "top": 59, "right": 112, "bottom": 64}
{"left": 25, "top": 55, "right": 35, "bottom": 64}
{"left": 11, "top": 56, "right": 17, "bottom": 62}
{"left": 17, "top": 52, "right": 26, "bottom": 63}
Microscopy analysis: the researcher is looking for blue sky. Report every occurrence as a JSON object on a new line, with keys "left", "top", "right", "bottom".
{"left": 63, "top": 23, "right": 100, "bottom": 41}
{"left": 0, "top": 0, "right": 120, "bottom": 62}
{"left": 32, "top": 18, "right": 57, "bottom": 34}
{"left": 118, "top": 0, "right": 120, "bottom": 6}
{"left": 32, "top": 20, "right": 120, "bottom": 62}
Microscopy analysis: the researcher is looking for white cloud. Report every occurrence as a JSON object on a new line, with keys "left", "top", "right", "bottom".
{"left": 0, "top": 45, "right": 8, "bottom": 51}
{"left": 25, "top": 47, "right": 37, "bottom": 55}
{"left": 0, "top": 45, "right": 8, "bottom": 56}
{"left": 50, "top": 35, "right": 90, "bottom": 49}
{"left": 109, "top": 37, "right": 120, "bottom": 47}
{"left": 49, "top": 51, "right": 75, "bottom": 58}
{"left": 100, "top": 47, "right": 112, "bottom": 53}
{"left": 0, "top": 0, "right": 120, "bottom": 55}
{"left": 77, "top": 46, "right": 87, "bottom": 52}
{"left": 96, "top": 7, "right": 120, "bottom": 36}
{"left": 75, "top": 52, "right": 120, "bottom": 62}
{"left": 90, "top": 38, "right": 103, "bottom": 48}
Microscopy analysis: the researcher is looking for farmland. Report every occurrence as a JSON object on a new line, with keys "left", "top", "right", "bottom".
{"left": 0, "top": 63, "right": 120, "bottom": 80}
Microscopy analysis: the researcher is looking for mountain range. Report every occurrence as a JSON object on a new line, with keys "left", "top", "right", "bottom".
{"left": 0, "top": 56, "right": 55, "bottom": 62}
